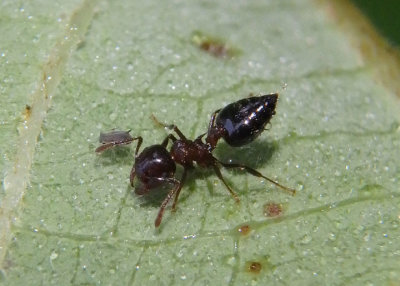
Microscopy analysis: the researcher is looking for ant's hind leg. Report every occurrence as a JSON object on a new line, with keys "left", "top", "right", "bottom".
{"left": 171, "top": 168, "right": 188, "bottom": 211}
{"left": 208, "top": 109, "right": 221, "bottom": 131}
{"left": 212, "top": 165, "right": 240, "bottom": 203}
{"left": 206, "top": 109, "right": 225, "bottom": 150}
{"left": 218, "top": 161, "right": 296, "bottom": 195}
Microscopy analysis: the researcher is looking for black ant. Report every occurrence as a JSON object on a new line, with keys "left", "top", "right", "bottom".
{"left": 96, "top": 93, "right": 295, "bottom": 227}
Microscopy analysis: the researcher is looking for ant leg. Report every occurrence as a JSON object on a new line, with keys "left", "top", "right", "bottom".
{"left": 171, "top": 168, "right": 188, "bottom": 211}
{"left": 208, "top": 109, "right": 221, "bottom": 131}
{"left": 161, "top": 134, "right": 178, "bottom": 148}
{"left": 96, "top": 136, "right": 142, "bottom": 154}
{"left": 95, "top": 142, "right": 120, "bottom": 153}
{"left": 154, "top": 177, "right": 181, "bottom": 227}
{"left": 212, "top": 165, "right": 240, "bottom": 203}
{"left": 133, "top": 136, "right": 143, "bottom": 157}
{"left": 206, "top": 109, "right": 225, "bottom": 150}
{"left": 217, "top": 161, "right": 296, "bottom": 195}
{"left": 194, "top": 133, "right": 206, "bottom": 142}
{"left": 95, "top": 137, "right": 135, "bottom": 153}
{"left": 151, "top": 114, "right": 187, "bottom": 140}
{"left": 263, "top": 122, "right": 272, "bottom": 132}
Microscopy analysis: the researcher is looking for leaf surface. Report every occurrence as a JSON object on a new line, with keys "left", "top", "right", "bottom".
{"left": 1, "top": 0, "right": 400, "bottom": 285}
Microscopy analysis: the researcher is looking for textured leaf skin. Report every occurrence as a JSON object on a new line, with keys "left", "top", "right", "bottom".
{"left": 1, "top": 0, "right": 400, "bottom": 285}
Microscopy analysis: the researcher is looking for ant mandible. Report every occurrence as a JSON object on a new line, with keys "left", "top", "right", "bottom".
{"left": 96, "top": 93, "right": 295, "bottom": 227}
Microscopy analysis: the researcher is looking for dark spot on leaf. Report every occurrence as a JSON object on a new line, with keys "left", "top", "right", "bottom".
{"left": 238, "top": 224, "right": 251, "bottom": 236}
{"left": 24, "top": 104, "right": 32, "bottom": 120}
{"left": 191, "top": 31, "right": 238, "bottom": 58}
{"left": 76, "top": 39, "right": 86, "bottom": 50}
{"left": 199, "top": 41, "right": 229, "bottom": 58}
{"left": 247, "top": 261, "right": 262, "bottom": 274}
{"left": 263, "top": 202, "right": 283, "bottom": 217}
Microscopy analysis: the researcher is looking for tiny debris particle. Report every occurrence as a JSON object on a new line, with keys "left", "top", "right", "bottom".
{"left": 191, "top": 31, "right": 233, "bottom": 58}
{"left": 50, "top": 251, "right": 58, "bottom": 261}
{"left": 263, "top": 202, "right": 283, "bottom": 217}
{"left": 238, "top": 224, "right": 251, "bottom": 236}
{"left": 199, "top": 41, "right": 229, "bottom": 58}
{"left": 247, "top": 261, "right": 262, "bottom": 274}
{"left": 24, "top": 104, "right": 32, "bottom": 119}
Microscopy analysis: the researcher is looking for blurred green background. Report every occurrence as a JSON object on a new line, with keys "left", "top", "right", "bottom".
{"left": 351, "top": 0, "right": 400, "bottom": 48}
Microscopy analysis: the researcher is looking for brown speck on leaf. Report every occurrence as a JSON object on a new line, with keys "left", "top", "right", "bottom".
{"left": 24, "top": 104, "right": 32, "bottom": 119}
{"left": 238, "top": 224, "right": 251, "bottom": 236}
{"left": 199, "top": 41, "right": 229, "bottom": 58}
{"left": 263, "top": 202, "right": 283, "bottom": 217}
{"left": 192, "top": 31, "right": 235, "bottom": 59}
{"left": 247, "top": 261, "right": 262, "bottom": 274}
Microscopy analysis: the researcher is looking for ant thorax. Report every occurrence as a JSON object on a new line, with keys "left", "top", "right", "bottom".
{"left": 170, "top": 137, "right": 215, "bottom": 169}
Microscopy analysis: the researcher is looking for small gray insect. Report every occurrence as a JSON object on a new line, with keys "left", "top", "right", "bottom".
{"left": 95, "top": 130, "right": 135, "bottom": 153}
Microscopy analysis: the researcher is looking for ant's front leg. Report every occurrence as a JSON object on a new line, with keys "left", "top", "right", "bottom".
{"left": 217, "top": 160, "right": 296, "bottom": 195}
{"left": 154, "top": 177, "right": 182, "bottom": 227}
{"left": 151, "top": 114, "right": 187, "bottom": 140}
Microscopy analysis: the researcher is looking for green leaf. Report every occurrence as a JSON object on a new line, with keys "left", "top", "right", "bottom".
{"left": 350, "top": 0, "right": 400, "bottom": 47}
{"left": 1, "top": 0, "right": 400, "bottom": 285}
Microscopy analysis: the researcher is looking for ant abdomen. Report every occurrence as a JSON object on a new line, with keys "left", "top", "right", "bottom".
{"left": 207, "top": 93, "right": 278, "bottom": 148}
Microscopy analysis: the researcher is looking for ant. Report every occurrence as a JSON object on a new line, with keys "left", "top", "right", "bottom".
{"left": 96, "top": 93, "right": 295, "bottom": 227}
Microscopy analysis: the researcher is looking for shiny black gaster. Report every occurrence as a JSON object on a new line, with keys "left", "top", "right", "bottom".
{"left": 206, "top": 93, "right": 278, "bottom": 148}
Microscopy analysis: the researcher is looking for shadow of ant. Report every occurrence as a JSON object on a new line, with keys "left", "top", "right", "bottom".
{"left": 214, "top": 140, "right": 279, "bottom": 169}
